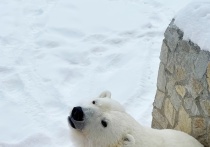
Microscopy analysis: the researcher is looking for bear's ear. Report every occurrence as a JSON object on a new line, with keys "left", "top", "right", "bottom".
{"left": 123, "top": 134, "right": 135, "bottom": 146}
{"left": 99, "top": 91, "right": 111, "bottom": 98}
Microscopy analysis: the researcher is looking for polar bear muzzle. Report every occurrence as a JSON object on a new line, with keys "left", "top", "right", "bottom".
{"left": 68, "top": 106, "right": 85, "bottom": 130}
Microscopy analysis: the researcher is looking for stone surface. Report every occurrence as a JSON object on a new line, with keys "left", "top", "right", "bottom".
{"left": 176, "top": 106, "right": 192, "bottom": 134}
{"left": 192, "top": 117, "right": 206, "bottom": 137}
{"left": 200, "top": 99, "right": 210, "bottom": 117}
{"left": 164, "top": 98, "right": 176, "bottom": 126}
{"left": 208, "top": 122, "right": 210, "bottom": 147}
{"left": 166, "top": 53, "right": 174, "bottom": 74}
{"left": 175, "top": 85, "right": 186, "bottom": 98}
{"left": 184, "top": 98, "right": 200, "bottom": 116}
{"left": 178, "top": 40, "right": 190, "bottom": 53}
{"left": 190, "top": 102, "right": 200, "bottom": 116}
{"left": 192, "top": 79, "right": 204, "bottom": 96}
{"left": 166, "top": 76, "right": 176, "bottom": 96}
{"left": 166, "top": 77, "right": 181, "bottom": 111}
{"left": 152, "top": 108, "right": 168, "bottom": 128}
{"left": 174, "top": 66, "right": 186, "bottom": 82}
{"left": 184, "top": 98, "right": 193, "bottom": 110}
{"left": 187, "top": 78, "right": 204, "bottom": 99}
{"left": 194, "top": 51, "right": 209, "bottom": 79}
{"left": 207, "top": 77, "right": 210, "bottom": 92}
{"left": 151, "top": 118, "right": 162, "bottom": 130}
{"left": 160, "top": 40, "right": 168, "bottom": 65}
{"left": 153, "top": 90, "right": 165, "bottom": 109}
{"left": 164, "top": 20, "right": 183, "bottom": 52}
{"left": 157, "top": 63, "right": 166, "bottom": 92}
{"left": 175, "top": 44, "right": 189, "bottom": 64}
{"left": 207, "top": 62, "right": 210, "bottom": 92}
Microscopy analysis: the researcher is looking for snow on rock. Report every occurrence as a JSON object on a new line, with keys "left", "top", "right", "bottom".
{"left": 175, "top": 0, "right": 210, "bottom": 51}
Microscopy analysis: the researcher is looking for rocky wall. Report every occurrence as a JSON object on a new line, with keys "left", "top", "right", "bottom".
{"left": 152, "top": 19, "right": 210, "bottom": 147}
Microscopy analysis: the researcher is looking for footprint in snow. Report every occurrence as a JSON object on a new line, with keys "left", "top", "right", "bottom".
{"left": 83, "top": 34, "right": 107, "bottom": 43}
{"left": 50, "top": 27, "right": 85, "bottom": 39}
{"left": 35, "top": 40, "right": 60, "bottom": 48}
{"left": 0, "top": 67, "right": 15, "bottom": 79}
{"left": 95, "top": 53, "right": 124, "bottom": 72}
{"left": 58, "top": 52, "right": 91, "bottom": 66}
{"left": 23, "top": 8, "right": 44, "bottom": 16}
{"left": 1, "top": 74, "right": 24, "bottom": 93}
{"left": 90, "top": 46, "right": 108, "bottom": 56}
{"left": 118, "top": 30, "right": 137, "bottom": 38}
{"left": 0, "top": 133, "right": 52, "bottom": 147}
{"left": 104, "top": 38, "right": 128, "bottom": 46}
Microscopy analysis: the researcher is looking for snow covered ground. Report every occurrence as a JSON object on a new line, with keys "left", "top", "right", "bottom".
{"left": 0, "top": 0, "right": 191, "bottom": 146}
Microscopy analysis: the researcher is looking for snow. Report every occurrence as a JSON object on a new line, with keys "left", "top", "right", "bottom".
{"left": 175, "top": 0, "right": 210, "bottom": 51}
{"left": 0, "top": 0, "right": 191, "bottom": 147}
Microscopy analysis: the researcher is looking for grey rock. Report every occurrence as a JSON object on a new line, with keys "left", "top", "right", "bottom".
{"left": 152, "top": 108, "right": 168, "bottom": 128}
{"left": 166, "top": 78, "right": 181, "bottom": 111}
{"left": 157, "top": 63, "right": 166, "bottom": 92}
{"left": 152, "top": 118, "right": 163, "bottom": 129}
{"left": 184, "top": 98, "right": 193, "bottom": 110}
{"left": 153, "top": 90, "right": 165, "bottom": 109}
{"left": 200, "top": 99, "right": 210, "bottom": 117}
{"left": 164, "top": 98, "right": 176, "bottom": 127}
{"left": 164, "top": 20, "right": 183, "bottom": 52}
{"left": 166, "top": 51, "right": 174, "bottom": 74}
{"left": 184, "top": 98, "right": 200, "bottom": 116}
{"left": 170, "top": 90, "right": 181, "bottom": 111}
{"left": 160, "top": 40, "right": 169, "bottom": 65}
{"left": 186, "top": 78, "right": 204, "bottom": 99}
{"left": 191, "top": 101, "right": 200, "bottom": 116}
{"left": 194, "top": 51, "right": 209, "bottom": 79}
{"left": 192, "top": 117, "right": 206, "bottom": 137}
{"left": 175, "top": 41, "right": 197, "bottom": 75}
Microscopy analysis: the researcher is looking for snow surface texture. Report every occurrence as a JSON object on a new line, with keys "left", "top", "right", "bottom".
{"left": 0, "top": 0, "right": 191, "bottom": 146}
{"left": 175, "top": 0, "right": 210, "bottom": 51}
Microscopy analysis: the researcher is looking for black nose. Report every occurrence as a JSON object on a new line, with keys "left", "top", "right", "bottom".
{"left": 71, "top": 106, "right": 84, "bottom": 121}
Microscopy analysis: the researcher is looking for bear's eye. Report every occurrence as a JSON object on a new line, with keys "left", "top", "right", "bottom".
{"left": 92, "top": 101, "right": 96, "bottom": 104}
{"left": 101, "top": 120, "right": 108, "bottom": 128}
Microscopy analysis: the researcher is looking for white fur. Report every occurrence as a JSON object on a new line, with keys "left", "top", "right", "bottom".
{"left": 70, "top": 91, "right": 203, "bottom": 147}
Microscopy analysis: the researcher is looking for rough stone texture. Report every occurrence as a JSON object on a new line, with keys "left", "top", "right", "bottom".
{"left": 175, "top": 85, "right": 186, "bottom": 98}
{"left": 153, "top": 90, "right": 165, "bottom": 109}
{"left": 192, "top": 117, "right": 206, "bottom": 137}
{"left": 208, "top": 122, "right": 210, "bottom": 146}
{"left": 175, "top": 66, "right": 186, "bottom": 82}
{"left": 152, "top": 20, "right": 210, "bottom": 147}
{"left": 207, "top": 62, "right": 210, "bottom": 92}
{"left": 160, "top": 41, "right": 168, "bottom": 65}
{"left": 194, "top": 51, "right": 209, "bottom": 79}
{"left": 190, "top": 102, "right": 200, "bottom": 116}
{"left": 184, "top": 98, "right": 193, "bottom": 110}
{"left": 164, "top": 98, "right": 176, "bottom": 127}
{"left": 157, "top": 63, "right": 166, "bottom": 92}
{"left": 166, "top": 52, "right": 174, "bottom": 74}
{"left": 164, "top": 19, "right": 183, "bottom": 52}
{"left": 151, "top": 119, "right": 163, "bottom": 130}
{"left": 200, "top": 99, "right": 210, "bottom": 117}
{"left": 193, "top": 117, "right": 207, "bottom": 146}
{"left": 187, "top": 78, "right": 204, "bottom": 99}
{"left": 152, "top": 108, "right": 168, "bottom": 129}
{"left": 176, "top": 106, "right": 192, "bottom": 134}
{"left": 166, "top": 77, "right": 181, "bottom": 111}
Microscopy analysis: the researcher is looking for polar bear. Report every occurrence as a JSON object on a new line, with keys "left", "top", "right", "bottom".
{"left": 68, "top": 91, "right": 203, "bottom": 147}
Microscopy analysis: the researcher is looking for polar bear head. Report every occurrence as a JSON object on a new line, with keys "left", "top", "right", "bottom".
{"left": 68, "top": 91, "right": 136, "bottom": 147}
